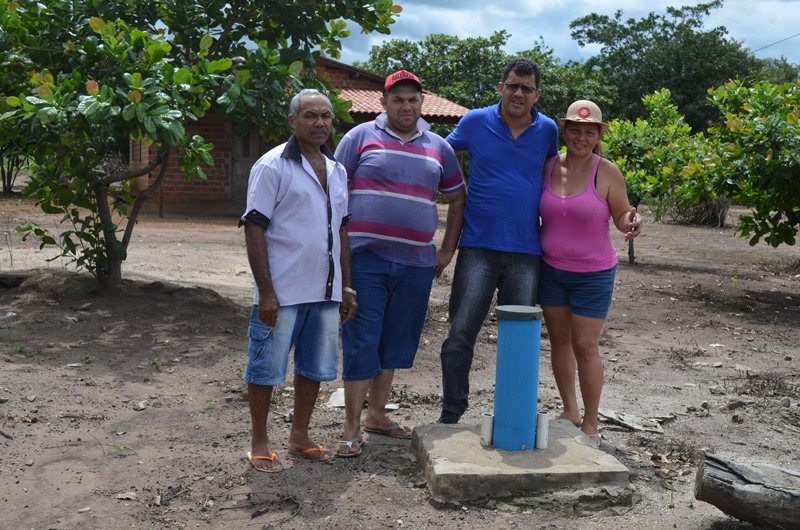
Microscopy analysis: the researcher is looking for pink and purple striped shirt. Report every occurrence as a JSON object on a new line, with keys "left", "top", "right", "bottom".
{"left": 334, "top": 113, "right": 465, "bottom": 267}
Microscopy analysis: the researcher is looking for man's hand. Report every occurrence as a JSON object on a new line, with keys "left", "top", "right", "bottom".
{"left": 435, "top": 247, "right": 456, "bottom": 278}
{"left": 257, "top": 291, "right": 280, "bottom": 327}
{"left": 340, "top": 291, "right": 358, "bottom": 324}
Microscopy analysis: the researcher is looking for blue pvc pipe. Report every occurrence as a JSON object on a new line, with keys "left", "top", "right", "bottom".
{"left": 492, "top": 305, "right": 542, "bottom": 451}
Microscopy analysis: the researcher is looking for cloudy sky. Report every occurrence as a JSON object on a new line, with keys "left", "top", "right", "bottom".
{"left": 338, "top": 0, "right": 800, "bottom": 67}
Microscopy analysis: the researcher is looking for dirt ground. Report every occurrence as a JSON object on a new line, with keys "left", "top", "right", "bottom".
{"left": 1, "top": 196, "right": 799, "bottom": 530}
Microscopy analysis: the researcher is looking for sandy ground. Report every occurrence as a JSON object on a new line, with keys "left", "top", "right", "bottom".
{"left": 1, "top": 196, "right": 799, "bottom": 530}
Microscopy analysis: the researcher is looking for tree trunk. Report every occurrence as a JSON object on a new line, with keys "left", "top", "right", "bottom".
{"left": 93, "top": 149, "right": 170, "bottom": 291}
{"left": 93, "top": 182, "right": 124, "bottom": 290}
{"left": 694, "top": 453, "right": 800, "bottom": 530}
{"left": 1, "top": 145, "right": 24, "bottom": 195}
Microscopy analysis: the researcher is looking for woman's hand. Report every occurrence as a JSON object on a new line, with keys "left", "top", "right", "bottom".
{"left": 624, "top": 207, "right": 643, "bottom": 241}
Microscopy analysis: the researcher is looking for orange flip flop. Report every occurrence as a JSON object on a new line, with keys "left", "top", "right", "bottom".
{"left": 246, "top": 451, "right": 283, "bottom": 473}
{"left": 288, "top": 444, "right": 334, "bottom": 462}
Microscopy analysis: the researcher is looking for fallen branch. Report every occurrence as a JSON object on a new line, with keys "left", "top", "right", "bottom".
{"left": 694, "top": 452, "right": 800, "bottom": 530}
{"left": 0, "top": 427, "right": 13, "bottom": 440}
{"left": 598, "top": 408, "right": 666, "bottom": 433}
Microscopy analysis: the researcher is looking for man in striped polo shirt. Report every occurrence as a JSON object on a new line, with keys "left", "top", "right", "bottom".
{"left": 333, "top": 70, "right": 466, "bottom": 457}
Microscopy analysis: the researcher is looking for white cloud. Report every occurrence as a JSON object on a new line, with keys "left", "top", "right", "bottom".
{"left": 339, "top": 0, "right": 800, "bottom": 66}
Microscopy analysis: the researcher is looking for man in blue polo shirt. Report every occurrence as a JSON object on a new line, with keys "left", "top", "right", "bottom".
{"left": 334, "top": 70, "right": 465, "bottom": 456}
{"left": 438, "top": 57, "right": 559, "bottom": 424}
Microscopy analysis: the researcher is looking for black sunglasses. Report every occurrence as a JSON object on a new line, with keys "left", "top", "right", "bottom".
{"left": 503, "top": 83, "right": 537, "bottom": 95}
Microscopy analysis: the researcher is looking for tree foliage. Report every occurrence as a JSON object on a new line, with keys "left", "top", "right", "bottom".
{"left": 570, "top": 0, "right": 762, "bottom": 131}
{"left": 604, "top": 83, "right": 800, "bottom": 248}
{"left": 755, "top": 56, "right": 800, "bottom": 85}
{"left": 709, "top": 80, "right": 800, "bottom": 246}
{"left": 0, "top": 0, "right": 399, "bottom": 289}
{"left": 362, "top": 30, "right": 510, "bottom": 110}
{"left": 603, "top": 89, "right": 714, "bottom": 223}
{"left": 516, "top": 41, "right": 612, "bottom": 122}
{"left": 362, "top": 32, "right": 611, "bottom": 129}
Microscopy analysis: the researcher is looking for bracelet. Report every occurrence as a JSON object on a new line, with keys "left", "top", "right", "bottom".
{"left": 343, "top": 286, "right": 357, "bottom": 298}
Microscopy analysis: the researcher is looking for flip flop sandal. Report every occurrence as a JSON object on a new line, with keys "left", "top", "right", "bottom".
{"left": 335, "top": 437, "right": 364, "bottom": 458}
{"left": 288, "top": 444, "right": 334, "bottom": 462}
{"left": 246, "top": 451, "right": 283, "bottom": 473}
{"left": 364, "top": 423, "right": 412, "bottom": 439}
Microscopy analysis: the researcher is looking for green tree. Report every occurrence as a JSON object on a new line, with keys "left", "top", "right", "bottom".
{"left": 605, "top": 89, "right": 692, "bottom": 220}
{"left": 0, "top": 0, "right": 398, "bottom": 289}
{"left": 709, "top": 80, "right": 800, "bottom": 247}
{"left": 516, "top": 40, "right": 612, "bottom": 121}
{"left": 0, "top": 0, "right": 35, "bottom": 195}
{"left": 362, "top": 30, "right": 510, "bottom": 110}
{"left": 570, "top": 1, "right": 762, "bottom": 131}
{"left": 605, "top": 89, "right": 730, "bottom": 227}
{"left": 754, "top": 56, "right": 800, "bottom": 85}
{"left": 0, "top": 138, "right": 26, "bottom": 195}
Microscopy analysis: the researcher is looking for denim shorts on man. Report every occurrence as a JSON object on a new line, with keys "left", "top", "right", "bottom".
{"left": 243, "top": 302, "right": 340, "bottom": 386}
{"left": 538, "top": 262, "right": 617, "bottom": 319}
{"left": 341, "top": 251, "right": 434, "bottom": 380}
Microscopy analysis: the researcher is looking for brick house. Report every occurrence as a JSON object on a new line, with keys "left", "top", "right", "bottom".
{"left": 131, "top": 57, "right": 469, "bottom": 213}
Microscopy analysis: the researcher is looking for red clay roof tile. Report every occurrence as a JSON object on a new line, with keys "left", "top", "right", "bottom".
{"left": 339, "top": 88, "right": 469, "bottom": 122}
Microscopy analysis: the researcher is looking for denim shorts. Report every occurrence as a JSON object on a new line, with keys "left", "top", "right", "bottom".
{"left": 341, "top": 251, "right": 434, "bottom": 381}
{"left": 243, "top": 302, "right": 340, "bottom": 386}
{"left": 538, "top": 262, "right": 617, "bottom": 319}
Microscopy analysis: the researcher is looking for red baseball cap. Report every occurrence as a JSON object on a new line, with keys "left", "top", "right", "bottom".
{"left": 384, "top": 70, "right": 422, "bottom": 92}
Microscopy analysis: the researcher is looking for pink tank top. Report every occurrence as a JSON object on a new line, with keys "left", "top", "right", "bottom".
{"left": 540, "top": 155, "right": 617, "bottom": 272}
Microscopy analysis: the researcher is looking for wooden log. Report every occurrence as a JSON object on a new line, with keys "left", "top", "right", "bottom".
{"left": 694, "top": 453, "right": 800, "bottom": 530}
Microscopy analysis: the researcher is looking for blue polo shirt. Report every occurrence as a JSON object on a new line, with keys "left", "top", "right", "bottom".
{"left": 446, "top": 102, "right": 559, "bottom": 255}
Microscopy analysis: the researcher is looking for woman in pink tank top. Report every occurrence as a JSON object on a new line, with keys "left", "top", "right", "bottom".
{"left": 538, "top": 100, "right": 642, "bottom": 448}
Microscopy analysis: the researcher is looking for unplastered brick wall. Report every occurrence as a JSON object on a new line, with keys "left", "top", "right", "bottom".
{"left": 316, "top": 61, "right": 383, "bottom": 91}
{"left": 138, "top": 115, "right": 233, "bottom": 203}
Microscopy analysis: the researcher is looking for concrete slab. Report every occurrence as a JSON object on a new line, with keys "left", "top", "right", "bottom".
{"left": 412, "top": 419, "right": 630, "bottom": 503}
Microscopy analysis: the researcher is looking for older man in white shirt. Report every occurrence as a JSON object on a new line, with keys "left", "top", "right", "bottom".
{"left": 240, "top": 89, "right": 358, "bottom": 472}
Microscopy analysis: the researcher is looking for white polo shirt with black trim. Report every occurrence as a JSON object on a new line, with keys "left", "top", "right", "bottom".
{"left": 241, "top": 136, "right": 349, "bottom": 306}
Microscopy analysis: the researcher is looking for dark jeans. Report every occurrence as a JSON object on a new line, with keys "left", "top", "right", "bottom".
{"left": 440, "top": 247, "right": 541, "bottom": 419}
{"left": 342, "top": 251, "right": 434, "bottom": 380}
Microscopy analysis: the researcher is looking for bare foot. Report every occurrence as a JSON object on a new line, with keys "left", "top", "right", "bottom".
{"left": 247, "top": 450, "right": 283, "bottom": 473}
{"left": 582, "top": 432, "right": 602, "bottom": 449}
{"left": 336, "top": 436, "right": 364, "bottom": 458}
{"left": 556, "top": 412, "right": 582, "bottom": 427}
{"left": 249, "top": 438, "right": 283, "bottom": 472}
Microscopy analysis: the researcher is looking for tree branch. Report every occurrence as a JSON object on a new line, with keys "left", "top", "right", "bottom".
{"left": 209, "top": 4, "right": 243, "bottom": 57}
{"left": 104, "top": 155, "right": 165, "bottom": 185}
{"left": 121, "top": 149, "right": 172, "bottom": 250}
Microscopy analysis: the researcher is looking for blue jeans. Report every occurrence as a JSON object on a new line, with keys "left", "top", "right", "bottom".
{"left": 244, "top": 302, "right": 340, "bottom": 386}
{"left": 538, "top": 262, "right": 617, "bottom": 319}
{"left": 440, "top": 247, "right": 541, "bottom": 419}
{"left": 342, "top": 252, "right": 434, "bottom": 380}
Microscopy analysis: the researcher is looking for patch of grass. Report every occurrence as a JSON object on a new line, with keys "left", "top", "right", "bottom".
{"left": 150, "top": 356, "right": 161, "bottom": 372}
